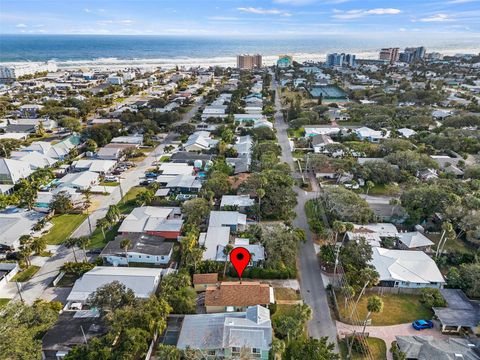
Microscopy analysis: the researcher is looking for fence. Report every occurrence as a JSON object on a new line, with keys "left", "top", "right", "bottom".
{"left": 52, "top": 271, "right": 65, "bottom": 287}
{"left": 371, "top": 287, "right": 424, "bottom": 295}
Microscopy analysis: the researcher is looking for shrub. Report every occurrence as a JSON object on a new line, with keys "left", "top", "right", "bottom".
{"left": 420, "top": 288, "right": 446, "bottom": 308}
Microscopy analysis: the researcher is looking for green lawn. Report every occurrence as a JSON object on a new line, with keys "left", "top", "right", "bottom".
{"left": 11, "top": 265, "right": 40, "bottom": 282}
{"left": 87, "top": 222, "right": 121, "bottom": 250}
{"left": 118, "top": 186, "right": 147, "bottom": 214}
{"left": 355, "top": 183, "right": 401, "bottom": 196}
{"left": 274, "top": 287, "right": 301, "bottom": 301}
{"left": 287, "top": 127, "right": 305, "bottom": 138}
{"left": 55, "top": 273, "right": 79, "bottom": 287}
{"left": 42, "top": 214, "right": 88, "bottom": 245}
{"left": 427, "top": 233, "right": 472, "bottom": 253}
{"left": 0, "top": 298, "right": 10, "bottom": 308}
{"left": 99, "top": 181, "right": 119, "bottom": 187}
{"left": 337, "top": 293, "right": 432, "bottom": 326}
{"left": 339, "top": 337, "right": 387, "bottom": 360}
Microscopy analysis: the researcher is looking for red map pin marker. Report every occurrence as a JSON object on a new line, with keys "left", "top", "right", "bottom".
{"left": 230, "top": 247, "right": 251, "bottom": 280}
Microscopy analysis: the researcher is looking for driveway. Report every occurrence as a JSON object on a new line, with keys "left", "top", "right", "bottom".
{"left": 273, "top": 80, "right": 338, "bottom": 348}
{"left": 336, "top": 320, "right": 449, "bottom": 359}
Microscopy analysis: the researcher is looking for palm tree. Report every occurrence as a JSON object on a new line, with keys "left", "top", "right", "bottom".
{"left": 362, "top": 296, "right": 383, "bottom": 337}
{"left": 64, "top": 237, "right": 79, "bottom": 263}
{"left": 83, "top": 187, "right": 92, "bottom": 210}
{"left": 76, "top": 236, "right": 90, "bottom": 261}
{"left": 19, "top": 235, "right": 32, "bottom": 266}
{"left": 270, "top": 339, "right": 285, "bottom": 360}
{"left": 120, "top": 238, "right": 132, "bottom": 266}
{"left": 349, "top": 267, "right": 379, "bottom": 321}
{"left": 222, "top": 244, "right": 234, "bottom": 279}
{"left": 96, "top": 218, "right": 110, "bottom": 241}
{"left": 31, "top": 237, "right": 47, "bottom": 255}
{"left": 436, "top": 222, "right": 455, "bottom": 259}
{"left": 332, "top": 221, "right": 346, "bottom": 244}
{"left": 256, "top": 188, "right": 265, "bottom": 222}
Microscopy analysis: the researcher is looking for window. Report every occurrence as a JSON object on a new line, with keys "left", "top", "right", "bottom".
{"left": 146, "top": 256, "right": 150, "bottom": 258}
{"left": 232, "top": 347, "right": 240, "bottom": 353}
{"left": 207, "top": 350, "right": 215, "bottom": 356}
{"left": 252, "top": 348, "right": 260, "bottom": 354}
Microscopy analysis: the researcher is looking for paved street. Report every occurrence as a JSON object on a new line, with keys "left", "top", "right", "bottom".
{"left": 273, "top": 81, "right": 338, "bottom": 347}
{"left": 11, "top": 96, "right": 203, "bottom": 304}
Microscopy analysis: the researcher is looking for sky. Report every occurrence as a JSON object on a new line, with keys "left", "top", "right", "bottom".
{"left": 1, "top": 0, "right": 480, "bottom": 38}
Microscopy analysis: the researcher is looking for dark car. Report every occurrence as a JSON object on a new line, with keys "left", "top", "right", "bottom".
{"left": 140, "top": 179, "right": 154, "bottom": 186}
{"left": 412, "top": 320, "right": 434, "bottom": 330}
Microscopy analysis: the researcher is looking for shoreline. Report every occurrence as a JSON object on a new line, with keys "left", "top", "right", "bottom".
{"left": 1, "top": 47, "right": 479, "bottom": 70}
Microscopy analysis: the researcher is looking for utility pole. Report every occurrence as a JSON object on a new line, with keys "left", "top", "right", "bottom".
{"left": 15, "top": 281, "right": 24, "bottom": 302}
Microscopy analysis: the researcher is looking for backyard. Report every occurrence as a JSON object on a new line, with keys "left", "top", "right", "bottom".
{"left": 337, "top": 293, "right": 432, "bottom": 326}
{"left": 0, "top": 298, "right": 10, "bottom": 308}
{"left": 41, "top": 214, "right": 88, "bottom": 245}
{"left": 339, "top": 337, "right": 387, "bottom": 360}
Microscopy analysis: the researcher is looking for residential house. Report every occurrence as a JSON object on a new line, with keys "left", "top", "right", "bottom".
{"left": 0, "top": 263, "right": 19, "bottom": 289}
{"left": 0, "top": 158, "right": 34, "bottom": 184}
{"left": 164, "top": 174, "right": 202, "bottom": 193}
{"left": 395, "top": 335, "right": 480, "bottom": 360}
{"left": 193, "top": 273, "right": 219, "bottom": 292}
{"left": 66, "top": 266, "right": 164, "bottom": 306}
{"left": 200, "top": 226, "right": 231, "bottom": 261}
{"left": 311, "top": 134, "right": 336, "bottom": 154}
{"left": 346, "top": 223, "right": 399, "bottom": 247}
{"left": 35, "top": 187, "right": 83, "bottom": 212}
{"left": 354, "top": 126, "right": 390, "bottom": 143}
{"left": 19, "top": 104, "right": 43, "bottom": 118}
{"left": 176, "top": 305, "right": 272, "bottom": 359}
{"left": 397, "top": 231, "right": 434, "bottom": 251}
{"left": 216, "top": 241, "right": 265, "bottom": 266}
{"left": 209, "top": 211, "right": 247, "bottom": 232}
{"left": 72, "top": 159, "right": 117, "bottom": 174}
{"left": 370, "top": 247, "right": 445, "bottom": 288}
{"left": 158, "top": 163, "right": 194, "bottom": 176}
{"left": 220, "top": 195, "right": 255, "bottom": 213}
{"left": 58, "top": 171, "right": 99, "bottom": 191}
{"left": 111, "top": 135, "right": 143, "bottom": 146}
{"left": 96, "top": 147, "right": 124, "bottom": 161}
{"left": 397, "top": 127, "right": 417, "bottom": 138}
{"left": 118, "top": 206, "right": 183, "bottom": 239}
{"left": 100, "top": 234, "right": 174, "bottom": 266}
{"left": 204, "top": 282, "right": 274, "bottom": 313}
{"left": 10, "top": 151, "right": 57, "bottom": 170}
{"left": 0, "top": 209, "right": 45, "bottom": 250}
{"left": 41, "top": 310, "right": 107, "bottom": 360}
{"left": 183, "top": 131, "right": 218, "bottom": 152}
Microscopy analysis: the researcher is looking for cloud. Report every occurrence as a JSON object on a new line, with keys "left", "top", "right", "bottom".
{"left": 237, "top": 7, "right": 291, "bottom": 16}
{"left": 97, "top": 19, "right": 135, "bottom": 26}
{"left": 447, "top": 0, "right": 478, "bottom": 3}
{"left": 273, "top": 0, "right": 316, "bottom": 4}
{"left": 418, "top": 13, "right": 452, "bottom": 22}
{"left": 332, "top": 8, "right": 401, "bottom": 19}
{"left": 16, "top": 23, "right": 27, "bottom": 28}
{"left": 207, "top": 16, "right": 240, "bottom": 21}
{"left": 84, "top": 8, "right": 91, "bottom": 13}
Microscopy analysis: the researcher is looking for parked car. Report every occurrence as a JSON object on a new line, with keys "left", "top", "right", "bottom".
{"left": 145, "top": 172, "right": 158, "bottom": 178}
{"left": 140, "top": 179, "right": 154, "bottom": 186}
{"left": 104, "top": 176, "right": 119, "bottom": 182}
{"left": 412, "top": 320, "right": 434, "bottom": 330}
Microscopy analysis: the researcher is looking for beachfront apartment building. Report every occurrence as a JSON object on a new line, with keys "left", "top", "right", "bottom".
{"left": 237, "top": 54, "right": 262, "bottom": 70}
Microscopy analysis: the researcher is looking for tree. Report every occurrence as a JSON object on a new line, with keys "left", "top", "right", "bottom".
{"left": 362, "top": 296, "right": 383, "bottom": 337}
{"left": 120, "top": 238, "right": 132, "bottom": 267}
{"left": 222, "top": 244, "right": 233, "bottom": 278}
{"left": 59, "top": 117, "right": 82, "bottom": 132}
{"left": 0, "top": 301, "right": 59, "bottom": 359}
{"left": 285, "top": 337, "right": 339, "bottom": 360}
{"left": 31, "top": 236, "right": 47, "bottom": 255}
{"left": 160, "top": 272, "right": 197, "bottom": 314}
{"left": 365, "top": 180, "right": 374, "bottom": 195}
{"left": 60, "top": 261, "right": 94, "bottom": 276}
{"left": 270, "top": 339, "right": 286, "bottom": 360}
{"left": 64, "top": 237, "right": 79, "bottom": 262}
{"left": 74, "top": 236, "right": 90, "bottom": 261}
{"left": 436, "top": 221, "right": 456, "bottom": 258}
{"left": 181, "top": 197, "right": 211, "bottom": 226}
{"left": 202, "top": 171, "right": 230, "bottom": 199}
{"left": 156, "top": 345, "right": 181, "bottom": 360}
{"left": 332, "top": 221, "right": 347, "bottom": 244}
{"left": 135, "top": 189, "right": 153, "bottom": 206}
{"left": 256, "top": 188, "right": 265, "bottom": 222}
{"left": 49, "top": 191, "right": 74, "bottom": 214}
{"left": 420, "top": 288, "right": 446, "bottom": 308}
{"left": 180, "top": 231, "right": 203, "bottom": 271}
{"left": 319, "top": 187, "right": 373, "bottom": 224}
{"left": 96, "top": 217, "right": 110, "bottom": 240}
{"left": 87, "top": 281, "right": 136, "bottom": 313}
{"left": 85, "top": 139, "right": 98, "bottom": 153}
{"left": 272, "top": 304, "right": 312, "bottom": 341}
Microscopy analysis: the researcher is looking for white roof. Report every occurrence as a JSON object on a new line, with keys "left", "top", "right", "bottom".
{"left": 67, "top": 266, "right": 163, "bottom": 302}
{"left": 159, "top": 163, "right": 194, "bottom": 176}
{"left": 72, "top": 159, "right": 117, "bottom": 173}
{"left": 216, "top": 244, "right": 265, "bottom": 262}
{"left": 397, "top": 128, "right": 417, "bottom": 138}
{"left": 370, "top": 247, "right": 445, "bottom": 284}
{"left": 10, "top": 151, "right": 57, "bottom": 169}
{"left": 355, "top": 126, "right": 389, "bottom": 139}
{"left": 58, "top": 171, "right": 99, "bottom": 189}
{"left": 0, "top": 158, "right": 34, "bottom": 183}
{"left": 166, "top": 174, "right": 202, "bottom": 189}
{"left": 354, "top": 223, "right": 398, "bottom": 237}
{"left": 111, "top": 135, "right": 143, "bottom": 144}
{"left": 0, "top": 209, "right": 45, "bottom": 248}
{"left": 209, "top": 211, "right": 247, "bottom": 227}
{"left": 0, "top": 132, "right": 29, "bottom": 140}
{"left": 119, "top": 206, "right": 181, "bottom": 233}
{"left": 202, "top": 226, "right": 231, "bottom": 261}
{"left": 398, "top": 232, "right": 434, "bottom": 249}
{"left": 220, "top": 195, "right": 255, "bottom": 208}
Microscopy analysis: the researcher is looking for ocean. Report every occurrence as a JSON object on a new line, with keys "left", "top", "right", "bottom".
{"left": 0, "top": 34, "right": 479, "bottom": 69}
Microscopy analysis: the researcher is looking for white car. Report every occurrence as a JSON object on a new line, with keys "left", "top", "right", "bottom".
{"left": 104, "top": 176, "right": 119, "bottom": 182}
